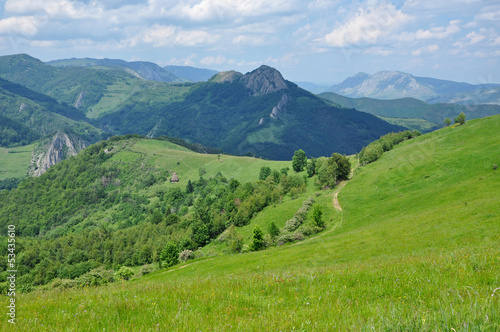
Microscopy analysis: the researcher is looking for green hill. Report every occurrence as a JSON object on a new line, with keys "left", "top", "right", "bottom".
{"left": 0, "top": 77, "right": 103, "bottom": 147}
{"left": 5, "top": 115, "right": 499, "bottom": 330}
{"left": 320, "top": 91, "right": 500, "bottom": 132}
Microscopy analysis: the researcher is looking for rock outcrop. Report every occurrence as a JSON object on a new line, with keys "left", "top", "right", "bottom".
{"left": 240, "top": 65, "right": 288, "bottom": 96}
{"left": 270, "top": 94, "right": 290, "bottom": 119}
{"left": 210, "top": 65, "right": 289, "bottom": 96}
{"left": 30, "top": 131, "right": 88, "bottom": 177}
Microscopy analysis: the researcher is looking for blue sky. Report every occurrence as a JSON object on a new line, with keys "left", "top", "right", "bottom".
{"left": 0, "top": 0, "right": 498, "bottom": 84}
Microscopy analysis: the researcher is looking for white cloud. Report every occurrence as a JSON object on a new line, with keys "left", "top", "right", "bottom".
{"left": 411, "top": 44, "right": 439, "bottom": 56}
{"left": 200, "top": 55, "right": 228, "bottom": 66}
{"left": 0, "top": 16, "right": 39, "bottom": 36}
{"left": 466, "top": 31, "right": 486, "bottom": 44}
{"left": 399, "top": 20, "right": 461, "bottom": 41}
{"left": 5, "top": 0, "right": 104, "bottom": 20}
{"left": 173, "top": 0, "right": 300, "bottom": 22}
{"left": 323, "top": 2, "right": 411, "bottom": 47}
{"left": 129, "top": 24, "right": 220, "bottom": 47}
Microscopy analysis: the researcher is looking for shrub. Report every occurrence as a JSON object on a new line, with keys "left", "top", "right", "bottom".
{"left": 77, "top": 267, "right": 115, "bottom": 286}
{"left": 179, "top": 250, "right": 195, "bottom": 262}
{"left": 251, "top": 226, "right": 265, "bottom": 251}
{"left": 140, "top": 265, "right": 153, "bottom": 276}
{"left": 115, "top": 266, "right": 134, "bottom": 281}
{"left": 161, "top": 242, "right": 179, "bottom": 267}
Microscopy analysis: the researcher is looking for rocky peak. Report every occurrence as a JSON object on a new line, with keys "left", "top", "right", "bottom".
{"left": 209, "top": 70, "right": 243, "bottom": 83}
{"left": 239, "top": 65, "right": 288, "bottom": 96}
{"left": 30, "top": 131, "right": 88, "bottom": 177}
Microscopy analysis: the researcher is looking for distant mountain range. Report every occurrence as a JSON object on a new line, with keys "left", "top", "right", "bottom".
{"left": 327, "top": 71, "right": 500, "bottom": 105}
{"left": 49, "top": 57, "right": 218, "bottom": 82}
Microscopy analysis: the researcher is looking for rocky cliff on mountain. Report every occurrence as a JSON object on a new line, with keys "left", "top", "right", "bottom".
{"left": 240, "top": 65, "right": 288, "bottom": 95}
{"left": 30, "top": 131, "right": 88, "bottom": 176}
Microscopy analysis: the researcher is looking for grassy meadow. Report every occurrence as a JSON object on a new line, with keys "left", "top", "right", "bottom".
{"left": 0, "top": 144, "right": 34, "bottom": 180}
{"left": 3, "top": 115, "right": 500, "bottom": 331}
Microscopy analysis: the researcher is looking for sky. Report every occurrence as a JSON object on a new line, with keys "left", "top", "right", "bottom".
{"left": 0, "top": 0, "right": 499, "bottom": 85}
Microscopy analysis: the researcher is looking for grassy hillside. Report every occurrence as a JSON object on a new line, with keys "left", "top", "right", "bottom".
{"left": 6, "top": 116, "right": 499, "bottom": 330}
{"left": 320, "top": 91, "right": 500, "bottom": 132}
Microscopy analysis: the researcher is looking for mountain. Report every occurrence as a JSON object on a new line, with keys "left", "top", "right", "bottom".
{"left": 0, "top": 76, "right": 103, "bottom": 147}
{"left": 320, "top": 92, "right": 500, "bottom": 132}
{"left": 164, "top": 65, "right": 218, "bottom": 82}
{"left": 48, "top": 57, "right": 184, "bottom": 83}
{"left": 328, "top": 71, "right": 500, "bottom": 105}
{"left": 99, "top": 65, "right": 404, "bottom": 159}
{"left": 0, "top": 54, "right": 190, "bottom": 119}
{"left": 0, "top": 54, "right": 403, "bottom": 159}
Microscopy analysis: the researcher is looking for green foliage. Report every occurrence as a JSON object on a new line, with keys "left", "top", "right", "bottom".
{"left": 444, "top": 117, "right": 451, "bottom": 126}
{"left": 268, "top": 221, "right": 280, "bottom": 240}
{"left": 161, "top": 242, "right": 179, "bottom": 268}
{"left": 115, "top": 266, "right": 134, "bottom": 281}
{"left": 312, "top": 205, "right": 324, "bottom": 228}
{"left": 359, "top": 130, "right": 421, "bottom": 165}
{"left": 306, "top": 157, "right": 316, "bottom": 177}
{"left": 292, "top": 149, "right": 307, "bottom": 172}
{"left": 259, "top": 166, "right": 271, "bottom": 180}
{"left": 455, "top": 112, "right": 466, "bottom": 125}
{"left": 251, "top": 226, "right": 264, "bottom": 251}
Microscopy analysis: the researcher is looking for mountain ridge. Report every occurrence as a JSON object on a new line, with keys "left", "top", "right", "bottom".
{"left": 329, "top": 70, "right": 500, "bottom": 105}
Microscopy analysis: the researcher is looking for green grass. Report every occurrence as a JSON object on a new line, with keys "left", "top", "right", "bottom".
{"left": 0, "top": 144, "right": 34, "bottom": 180}
{"left": 377, "top": 115, "right": 438, "bottom": 132}
{"left": 109, "top": 138, "right": 292, "bottom": 186}
{"left": 5, "top": 116, "right": 500, "bottom": 330}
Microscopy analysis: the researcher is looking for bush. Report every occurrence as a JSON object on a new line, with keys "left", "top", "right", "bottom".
{"left": 77, "top": 267, "right": 115, "bottom": 286}
{"left": 161, "top": 242, "right": 179, "bottom": 267}
{"left": 179, "top": 250, "right": 195, "bottom": 262}
{"left": 251, "top": 226, "right": 265, "bottom": 251}
{"left": 115, "top": 266, "right": 134, "bottom": 281}
{"left": 140, "top": 265, "right": 153, "bottom": 276}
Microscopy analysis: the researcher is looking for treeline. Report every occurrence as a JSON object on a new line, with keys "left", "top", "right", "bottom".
{"left": 358, "top": 130, "right": 421, "bottom": 165}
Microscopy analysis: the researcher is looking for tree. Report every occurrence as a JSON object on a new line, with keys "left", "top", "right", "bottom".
{"left": 312, "top": 205, "right": 324, "bottom": 228}
{"left": 160, "top": 242, "right": 179, "bottom": 267}
{"left": 306, "top": 158, "right": 316, "bottom": 177}
{"left": 259, "top": 166, "right": 272, "bottom": 180}
{"left": 455, "top": 112, "right": 466, "bottom": 125}
{"left": 444, "top": 118, "right": 451, "bottom": 126}
{"left": 292, "top": 149, "right": 307, "bottom": 172}
{"left": 330, "top": 153, "right": 351, "bottom": 181}
{"left": 186, "top": 180, "right": 194, "bottom": 193}
{"left": 268, "top": 221, "right": 280, "bottom": 240}
{"left": 251, "top": 225, "right": 265, "bottom": 251}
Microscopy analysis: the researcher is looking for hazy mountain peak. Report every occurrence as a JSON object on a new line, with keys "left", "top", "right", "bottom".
{"left": 240, "top": 65, "right": 288, "bottom": 95}
{"left": 329, "top": 70, "right": 435, "bottom": 100}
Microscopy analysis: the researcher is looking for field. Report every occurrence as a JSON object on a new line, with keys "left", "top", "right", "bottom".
{"left": 0, "top": 144, "right": 34, "bottom": 180}
{"left": 3, "top": 115, "right": 500, "bottom": 331}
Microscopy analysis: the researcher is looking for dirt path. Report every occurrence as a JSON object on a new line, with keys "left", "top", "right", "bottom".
{"left": 166, "top": 258, "right": 214, "bottom": 273}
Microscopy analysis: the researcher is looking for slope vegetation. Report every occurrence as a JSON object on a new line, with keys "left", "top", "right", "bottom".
{"left": 9, "top": 116, "right": 500, "bottom": 330}
{"left": 321, "top": 91, "right": 500, "bottom": 131}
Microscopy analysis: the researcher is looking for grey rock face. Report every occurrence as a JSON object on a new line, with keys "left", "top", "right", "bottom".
{"left": 31, "top": 131, "right": 88, "bottom": 176}
{"left": 240, "top": 65, "right": 288, "bottom": 96}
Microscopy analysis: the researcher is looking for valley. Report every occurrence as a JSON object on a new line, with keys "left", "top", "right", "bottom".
{"left": 2, "top": 114, "right": 498, "bottom": 330}
{"left": 0, "top": 53, "right": 499, "bottom": 331}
